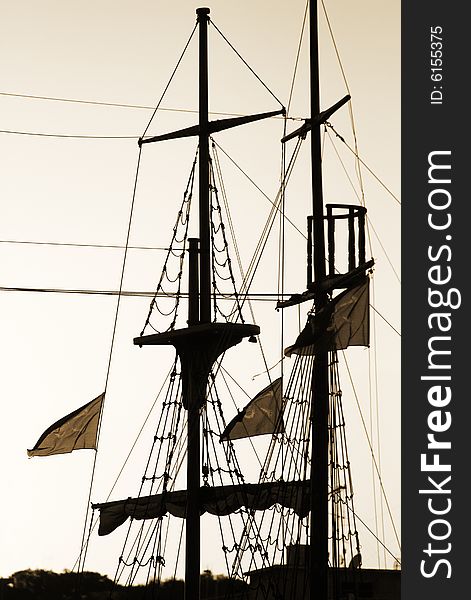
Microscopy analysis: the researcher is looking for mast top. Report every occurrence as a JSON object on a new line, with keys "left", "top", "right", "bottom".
{"left": 196, "top": 7, "right": 210, "bottom": 17}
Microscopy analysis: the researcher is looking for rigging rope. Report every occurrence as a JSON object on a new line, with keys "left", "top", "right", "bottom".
{"left": 213, "top": 134, "right": 400, "bottom": 332}
{"left": 326, "top": 123, "right": 400, "bottom": 206}
{"left": 72, "top": 363, "right": 176, "bottom": 572}
{"left": 76, "top": 144, "right": 143, "bottom": 576}
{"left": 79, "top": 7, "right": 400, "bottom": 588}
{"left": 341, "top": 352, "right": 402, "bottom": 553}
{"left": 225, "top": 138, "right": 304, "bottom": 311}
{"left": 140, "top": 150, "right": 197, "bottom": 335}
{"left": 212, "top": 139, "right": 306, "bottom": 239}
{"left": 304, "top": 10, "right": 402, "bottom": 491}
{"left": 319, "top": 0, "right": 368, "bottom": 237}
{"left": 210, "top": 136, "right": 304, "bottom": 426}
{"left": 209, "top": 158, "right": 245, "bottom": 323}
{"left": 110, "top": 365, "right": 185, "bottom": 592}
{"left": 368, "top": 308, "right": 381, "bottom": 567}
{"left": 218, "top": 367, "right": 264, "bottom": 470}
{"left": 227, "top": 350, "right": 379, "bottom": 595}
{"left": 78, "top": 25, "right": 198, "bottom": 575}
{"left": 370, "top": 281, "right": 388, "bottom": 567}
{"left": 141, "top": 23, "right": 197, "bottom": 139}
{"left": 210, "top": 141, "right": 274, "bottom": 388}
{"left": 324, "top": 127, "right": 401, "bottom": 284}
{"left": 209, "top": 20, "right": 285, "bottom": 109}
{"left": 286, "top": 0, "right": 309, "bottom": 116}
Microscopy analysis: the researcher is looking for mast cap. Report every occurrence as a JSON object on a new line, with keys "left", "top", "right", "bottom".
{"left": 196, "top": 7, "right": 210, "bottom": 17}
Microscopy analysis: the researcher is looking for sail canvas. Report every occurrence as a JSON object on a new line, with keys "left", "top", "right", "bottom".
{"left": 94, "top": 480, "right": 310, "bottom": 536}
{"left": 27, "top": 393, "right": 104, "bottom": 457}
{"left": 220, "top": 377, "right": 283, "bottom": 441}
{"left": 285, "top": 279, "right": 370, "bottom": 357}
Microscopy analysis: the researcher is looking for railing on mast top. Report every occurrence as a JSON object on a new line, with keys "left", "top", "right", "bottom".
{"left": 307, "top": 204, "right": 367, "bottom": 287}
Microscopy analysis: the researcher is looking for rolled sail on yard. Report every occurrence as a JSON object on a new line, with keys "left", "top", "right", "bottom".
{"left": 93, "top": 480, "right": 310, "bottom": 536}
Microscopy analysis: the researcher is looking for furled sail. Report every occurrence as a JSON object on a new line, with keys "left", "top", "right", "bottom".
{"left": 93, "top": 480, "right": 310, "bottom": 536}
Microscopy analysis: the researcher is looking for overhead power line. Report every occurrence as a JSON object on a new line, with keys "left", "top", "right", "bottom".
{"left": 0, "top": 285, "right": 400, "bottom": 336}
{"left": 0, "top": 239, "right": 171, "bottom": 251}
{"left": 0, "top": 90, "right": 300, "bottom": 120}
{"left": 0, "top": 91, "right": 160, "bottom": 111}
{"left": 0, "top": 86, "right": 300, "bottom": 140}
{"left": 0, "top": 285, "right": 294, "bottom": 301}
{"left": 0, "top": 90, "right": 240, "bottom": 117}
{"left": 0, "top": 129, "right": 138, "bottom": 140}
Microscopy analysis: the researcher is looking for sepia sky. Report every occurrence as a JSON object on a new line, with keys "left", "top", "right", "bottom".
{"left": 0, "top": 0, "right": 400, "bottom": 581}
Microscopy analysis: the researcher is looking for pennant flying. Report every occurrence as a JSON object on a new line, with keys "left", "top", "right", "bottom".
{"left": 220, "top": 378, "right": 283, "bottom": 441}
{"left": 284, "top": 279, "right": 369, "bottom": 357}
{"left": 27, "top": 393, "right": 104, "bottom": 457}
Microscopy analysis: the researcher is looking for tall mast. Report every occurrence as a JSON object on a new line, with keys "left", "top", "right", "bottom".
{"left": 134, "top": 9, "right": 282, "bottom": 599}
{"left": 185, "top": 10, "right": 210, "bottom": 598}
{"left": 279, "top": 1, "right": 369, "bottom": 593}
{"left": 309, "top": 1, "right": 329, "bottom": 600}
{"left": 197, "top": 7, "right": 211, "bottom": 325}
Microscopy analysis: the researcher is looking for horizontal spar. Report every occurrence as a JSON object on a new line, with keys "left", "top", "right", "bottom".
{"left": 139, "top": 108, "right": 285, "bottom": 145}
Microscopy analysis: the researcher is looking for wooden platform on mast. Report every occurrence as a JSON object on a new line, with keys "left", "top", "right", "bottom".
{"left": 276, "top": 260, "right": 374, "bottom": 309}
{"left": 134, "top": 322, "right": 259, "bottom": 348}
{"left": 134, "top": 322, "right": 260, "bottom": 410}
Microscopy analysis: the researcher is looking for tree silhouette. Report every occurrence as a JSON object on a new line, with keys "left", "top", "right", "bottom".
{"left": 3, "top": 569, "right": 248, "bottom": 599}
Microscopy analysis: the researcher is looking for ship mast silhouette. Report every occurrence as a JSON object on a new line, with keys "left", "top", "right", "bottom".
{"left": 135, "top": 4, "right": 366, "bottom": 600}
{"left": 309, "top": 0, "right": 330, "bottom": 595}
{"left": 277, "top": 1, "right": 350, "bottom": 598}
{"left": 134, "top": 7, "right": 283, "bottom": 599}
{"left": 25, "top": 4, "right": 391, "bottom": 597}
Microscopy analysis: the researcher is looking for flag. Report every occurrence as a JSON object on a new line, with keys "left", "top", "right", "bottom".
{"left": 220, "top": 378, "right": 283, "bottom": 441}
{"left": 27, "top": 393, "right": 104, "bottom": 457}
{"left": 285, "top": 279, "right": 369, "bottom": 357}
